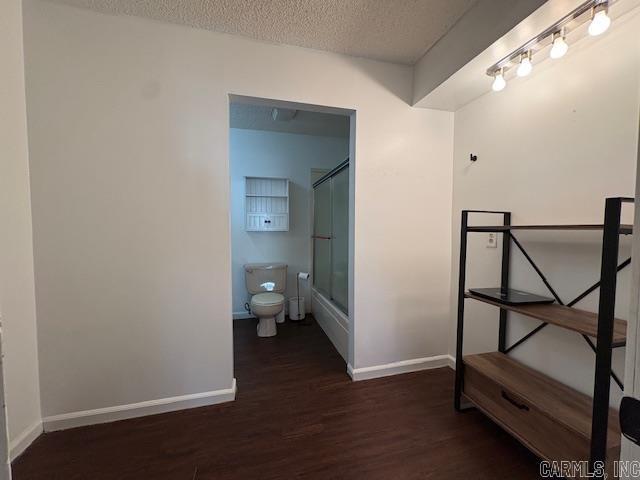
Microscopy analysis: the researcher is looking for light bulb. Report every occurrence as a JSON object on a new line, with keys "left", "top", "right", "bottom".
{"left": 589, "top": 8, "right": 611, "bottom": 36}
{"left": 492, "top": 70, "right": 506, "bottom": 92}
{"left": 516, "top": 54, "right": 532, "bottom": 77}
{"left": 550, "top": 34, "right": 568, "bottom": 59}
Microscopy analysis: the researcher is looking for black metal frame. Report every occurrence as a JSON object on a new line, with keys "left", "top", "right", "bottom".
{"left": 454, "top": 209, "right": 511, "bottom": 410}
{"left": 454, "top": 197, "right": 633, "bottom": 478}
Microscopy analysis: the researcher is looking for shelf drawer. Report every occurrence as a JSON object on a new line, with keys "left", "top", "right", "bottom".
{"left": 464, "top": 363, "right": 590, "bottom": 464}
{"left": 464, "top": 355, "right": 619, "bottom": 479}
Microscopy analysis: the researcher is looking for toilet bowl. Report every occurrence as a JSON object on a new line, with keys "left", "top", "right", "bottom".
{"left": 251, "top": 292, "right": 285, "bottom": 337}
{"left": 244, "top": 263, "right": 287, "bottom": 337}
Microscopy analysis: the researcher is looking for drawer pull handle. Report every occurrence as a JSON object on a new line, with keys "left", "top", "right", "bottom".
{"left": 501, "top": 391, "right": 529, "bottom": 411}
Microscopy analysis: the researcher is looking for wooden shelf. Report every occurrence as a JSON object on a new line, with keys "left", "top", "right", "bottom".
{"left": 464, "top": 352, "right": 621, "bottom": 452}
{"left": 467, "top": 224, "right": 633, "bottom": 235}
{"left": 465, "top": 293, "right": 627, "bottom": 347}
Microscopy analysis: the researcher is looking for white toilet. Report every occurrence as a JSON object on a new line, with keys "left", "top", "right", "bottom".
{"left": 244, "top": 263, "right": 287, "bottom": 337}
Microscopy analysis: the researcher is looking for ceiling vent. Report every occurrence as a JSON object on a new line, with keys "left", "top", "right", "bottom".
{"left": 271, "top": 108, "right": 297, "bottom": 122}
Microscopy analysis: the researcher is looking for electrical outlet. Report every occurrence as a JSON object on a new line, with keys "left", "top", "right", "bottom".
{"left": 487, "top": 233, "right": 498, "bottom": 248}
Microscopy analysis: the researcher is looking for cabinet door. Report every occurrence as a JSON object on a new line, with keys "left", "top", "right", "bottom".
{"left": 264, "top": 214, "right": 288, "bottom": 231}
{"left": 246, "top": 214, "right": 263, "bottom": 231}
{"left": 246, "top": 213, "right": 288, "bottom": 231}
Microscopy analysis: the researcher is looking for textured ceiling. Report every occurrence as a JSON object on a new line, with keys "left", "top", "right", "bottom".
{"left": 44, "top": 0, "right": 478, "bottom": 65}
{"left": 230, "top": 103, "right": 350, "bottom": 137}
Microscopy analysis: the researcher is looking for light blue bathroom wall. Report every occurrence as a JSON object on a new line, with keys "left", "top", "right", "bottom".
{"left": 230, "top": 128, "right": 349, "bottom": 316}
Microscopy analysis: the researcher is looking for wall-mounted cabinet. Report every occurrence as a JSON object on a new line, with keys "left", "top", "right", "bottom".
{"left": 245, "top": 177, "right": 289, "bottom": 231}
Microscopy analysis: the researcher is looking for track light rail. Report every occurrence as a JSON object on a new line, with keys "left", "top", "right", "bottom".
{"left": 487, "top": 0, "right": 610, "bottom": 77}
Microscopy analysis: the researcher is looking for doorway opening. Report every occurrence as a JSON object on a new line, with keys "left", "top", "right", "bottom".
{"left": 228, "top": 95, "right": 355, "bottom": 382}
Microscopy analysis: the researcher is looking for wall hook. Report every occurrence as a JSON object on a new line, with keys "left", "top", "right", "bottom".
{"left": 470, "top": 154, "right": 478, "bottom": 162}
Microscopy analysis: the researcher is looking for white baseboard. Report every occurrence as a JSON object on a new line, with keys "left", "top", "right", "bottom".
{"left": 9, "top": 420, "right": 43, "bottom": 462}
{"left": 348, "top": 355, "right": 455, "bottom": 381}
{"left": 43, "top": 379, "right": 237, "bottom": 432}
{"left": 447, "top": 355, "right": 456, "bottom": 369}
{"left": 232, "top": 311, "right": 255, "bottom": 320}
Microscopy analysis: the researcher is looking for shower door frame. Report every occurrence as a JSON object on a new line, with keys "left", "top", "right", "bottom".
{"left": 312, "top": 158, "right": 349, "bottom": 314}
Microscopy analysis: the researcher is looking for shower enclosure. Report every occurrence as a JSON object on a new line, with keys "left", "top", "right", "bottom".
{"left": 312, "top": 159, "right": 349, "bottom": 314}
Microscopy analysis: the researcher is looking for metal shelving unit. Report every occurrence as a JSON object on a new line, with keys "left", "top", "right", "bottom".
{"left": 454, "top": 197, "right": 634, "bottom": 478}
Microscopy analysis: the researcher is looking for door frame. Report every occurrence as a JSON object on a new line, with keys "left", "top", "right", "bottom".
{"left": 0, "top": 312, "right": 10, "bottom": 480}
{"left": 621, "top": 104, "right": 640, "bottom": 463}
{"left": 227, "top": 94, "right": 357, "bottom": 369}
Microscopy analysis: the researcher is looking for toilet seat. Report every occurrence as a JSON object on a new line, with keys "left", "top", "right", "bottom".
{"left": 251, "top": 292, "right": 285, "bottom": 307}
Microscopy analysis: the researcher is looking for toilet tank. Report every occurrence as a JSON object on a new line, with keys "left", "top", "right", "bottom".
{"left": 244, "top": 263, "right": 287, "bottom": 294}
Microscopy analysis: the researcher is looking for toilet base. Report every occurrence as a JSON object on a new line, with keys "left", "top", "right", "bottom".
{"left": 257, "top": 316, "right": 277, "bottom": 337}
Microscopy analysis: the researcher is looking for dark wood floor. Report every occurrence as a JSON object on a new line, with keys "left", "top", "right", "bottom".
{"left": 14, "top": 317, "right": 539, "bottom": 479}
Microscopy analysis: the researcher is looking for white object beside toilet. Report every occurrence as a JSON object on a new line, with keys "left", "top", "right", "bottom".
{"left": 289, "top": 297, "right": 305, "bottom": 321}
{"left": 244, "top": 263, "right": 287, "bottom": 337}
{"left": 290, "top": 272, "right": 309, "bottom": 320}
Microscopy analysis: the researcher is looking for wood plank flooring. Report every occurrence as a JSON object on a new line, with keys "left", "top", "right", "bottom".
{"left": 13, "top": 318, "right": 539, "bottom": 479}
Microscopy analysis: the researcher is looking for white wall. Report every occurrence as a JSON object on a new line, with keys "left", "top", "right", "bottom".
{"left": 0, "top": 0, "right": 43, "bottom": 460}
{"left": 230, "top": 128, "right": 348, "bottom": 315}
{"left": 623, "top": 91, "right": 640, "bottom": 462}
{"left": 451, "top": 8, "right": 640, "bottom": 405}
{"left": 22, "top": 0, "right": 454, "bottom": 420}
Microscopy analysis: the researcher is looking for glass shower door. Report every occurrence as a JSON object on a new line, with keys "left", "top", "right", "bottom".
{"left": 330, "top": 167, "right": 348, "bottom": 312}
{"left": 312, "top": 162, "right": 349, "bottom": 314}
{"left": 313, "top": 180, "right": 332, "bottom": 297}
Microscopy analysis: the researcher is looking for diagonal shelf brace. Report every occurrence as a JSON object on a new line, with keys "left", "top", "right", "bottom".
{"left": 582, "top": 335, "right": 623, "bottom": 390}
{"left": 504, "top": 234, "right": 627, "bottom": 389}
{"left": 505, "top": 323, "right": 548, "bottom": 354}
{"left": 568, "top": 257, "right": 631, "bottom": 307}
{"left": 510, "top": 234, "right": 563, "bottom": 304}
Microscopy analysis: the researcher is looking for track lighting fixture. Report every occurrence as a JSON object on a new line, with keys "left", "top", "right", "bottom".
{"left": 550, "top": 29, "right": 569, "bottom": 59}
{"left": 492, "top": 68, "right": 506, "bottom": 92}
{"left": 588, "top": 4, "right": 611, "bottom": 35}
{"left": 485, "top": 0, "right": 614, "bottom": 92}
{"left": 516, "top": 52, "right": 533, "bottom": 77}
